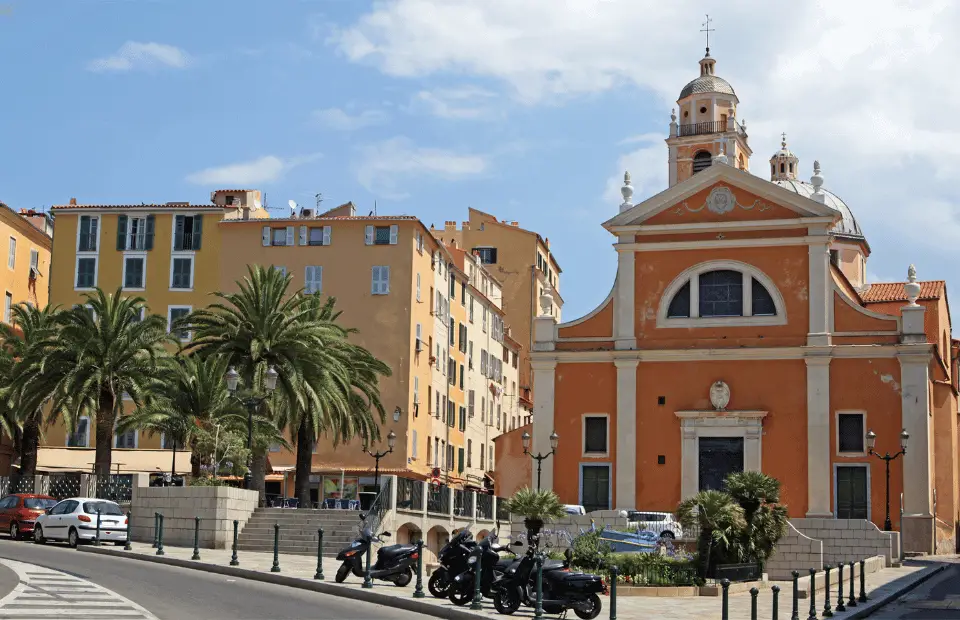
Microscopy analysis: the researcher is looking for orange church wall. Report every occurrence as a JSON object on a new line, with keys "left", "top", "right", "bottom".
{"left": 634, "top": 245, "right": 809, "bottom": 345}
{"left": 932, "top": 382, "right": 958, "bottom": 550}
{"left": 829, "top": 357, "right": 905, "bottom": 528}
{"left": 866, "top": 298, "right": 944, "bottom": 350}
{"left": 644, "top": 183, "right": 799, "bottom": 226}
{"left": 832, "top": 292, "right": 900, "bottom": 333}
{"left": 557, "top": 297, "right": 614, "bottom": 339}
{"left": 551, "top": 363, "right": 617, "bottom": 507}
{"left": 637, "top": 228, "right": 808, "bottom": 244}
{"left": 493, "top": 424, "right": 533, "bottom": 498}
{"left": 555, "top": 341, "right": 615, "bottom": 351}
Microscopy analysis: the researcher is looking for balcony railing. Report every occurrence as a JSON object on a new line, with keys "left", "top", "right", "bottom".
{"left": 678, "top": 120, "right": 748, "bottom": 139}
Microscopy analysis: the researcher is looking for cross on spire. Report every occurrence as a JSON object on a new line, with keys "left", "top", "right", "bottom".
{"left": 701, "top": 14, "right": 714, "bottom": 55}
{"left": 781, "top": 132, "right": 787, "bottom": 148}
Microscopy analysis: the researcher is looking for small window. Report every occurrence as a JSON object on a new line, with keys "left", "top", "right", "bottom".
{"left": 169, "top": 306, "right": 192, "bottom": 341}
{"left": 115, "top": 428, "right": 137, "bottom": 449}
{"left": 271, "top": 228, "right": 287, "bottom": 246}
{"left": 838, "top": 413, "right": 865, "bottom": 454}
{"left": 752, "top": 278, "right": 776, "bottom": 316}
{"left": 780, "top": 163, "right": 785, "bottom": 173}
{"left": 30, "top": 249, "right": 38, "bottom": 271}
{"left": 473, "top": 247, "right": 497, "bottom": 264}
{"left": 583, "top": 416, "right": 608, "bottom": 455}
{"left": 830, "top": 249, "right": 840, "bottom": 267}
{"left": 78, "top": 216, "right": 98, "bottom": 252}
{"left": 126, "top": 216, "right": 149, "bottom": 251}
{"left": 374, "top": 226, "right": 391, "bottom": 245}
{"left": 68, "top": 417, "right": 90, "bottom": 447}
{"left": 3, "top": 292, "right": 11, "bottom": 324}
{"left": 76, "top": 257, "right": 97, "bottom": 288}
{"left": 304, "top": 266, "right": 323, "bottom": 294}
{"left": 123, "top": 256, "right": 145, "bottom": 289}
{"left": 699, "top": 270, "right": 743, "bottom": 317}
{"left": 789, "top": 162, "right": 795, "bottom": 173}
{"left": 174, "top": 215, "right": 202, "bottom": 251}
{"left": 308, "top": 227, "right": 330, "bottom": 246}
{"left": 7, "top": 237, "right": 15, "bottom": 269}
{"left": 692, "top": 150, "right": 712, "bottom": 174}
{"left": 667, "top": 282, "right": 690, "bottom": 318}
{"left": 371, "top": 266, "right": 390, "bottom": 295}
{"left": 171, "top": 257, "right": 193, "bottom": 289}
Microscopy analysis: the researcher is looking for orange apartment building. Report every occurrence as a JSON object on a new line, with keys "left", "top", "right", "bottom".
{"left": 0, "top": 202, "right": 53, "bottom": 473}
{"left": 511, "top": 49, "right": 957, "bottom": 556}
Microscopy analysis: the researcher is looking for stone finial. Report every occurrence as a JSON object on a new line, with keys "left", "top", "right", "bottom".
{"left": 539, "top": 286, "right": 554, "bottom": 316}
{"left": 811, "top": 160, "right": 824, "bottom": 193}
{"left": 619, "top": 171, "right": 634, "bottom": 213}
{"left": 670, "top": 108, "right": 677, "bottom": 123}
{"left": 905, "top": 264, "right": 921, "bottom": 306}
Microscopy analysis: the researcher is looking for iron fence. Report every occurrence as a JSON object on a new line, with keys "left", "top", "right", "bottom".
{"left": 363, "top": 477, "right": 393, "bottom": 535}
{"left": 605, "top": 561, "right": 699, "bottom": 587}
{"left": 0, "top": 476, "right": 34, "bottom": 496}
{"left": 95, "top": 475, "right": 133, "bottom": 502}
{"left": 713, "top": 562, "right": 762, "bottom": 583}
{"left": 48, "top": 473, "right": 82, "bottom": 500}
{"left": 476, "top": 493, "right": 494, "bottom": 521}
{"left": 495, "top": 496, "right": 510, "bottom": 522}
{"left": 395, "top": 476, "right": 423, "bottom": 512}
{"left": 427, "top": 484, "right": 449, "bottom": 515}
{"left": 453, "top": 488, "right": 468, "bottom": 517}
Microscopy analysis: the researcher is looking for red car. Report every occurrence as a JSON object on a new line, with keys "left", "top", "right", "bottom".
{"left": 0, "top": 493, "right": 58, "bottom": 539}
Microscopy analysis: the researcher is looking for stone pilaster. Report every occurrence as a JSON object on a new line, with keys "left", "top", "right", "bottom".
{"left": 531, "top": 359, "right": 557, "bottom": 493}
{"left": 614, "top": 359, "right": 638, "bottom": 509}
{"left": 805, "top": 355, "right": 832, "bottom": 517}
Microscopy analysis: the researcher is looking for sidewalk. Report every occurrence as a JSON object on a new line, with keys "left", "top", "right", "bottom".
{"left": 79, "top": 542, "right": 943, "bottom": 620}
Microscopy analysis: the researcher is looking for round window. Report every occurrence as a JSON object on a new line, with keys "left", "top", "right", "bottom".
{"left": 684, "top": 110, "right": 689, "bottom": 118}
{"left": 700, "top": 106, "right": 707, "bottom": 114}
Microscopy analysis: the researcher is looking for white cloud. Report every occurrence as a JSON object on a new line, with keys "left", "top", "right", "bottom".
{"left": 88, "top": 41, "right": 190, "bottom": 72}
{"left": 355, "top": 137, "right": 487, "bottom": 199}
{"left": 410, "top": 86, "right": 498, "bottom": 119}
{"left": 314, "top": 107, "right": 388, "bottom": 131}
{"left": 185, "top": 154, "right": 321, "bottom": 186}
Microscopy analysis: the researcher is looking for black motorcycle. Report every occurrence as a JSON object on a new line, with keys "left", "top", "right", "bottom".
{"left": 335, "top": 525, "right": 417, "bottom": 587}
{"left": 428, "top": 528, "right": 475, "bottom": 598}
{"left": 448, "top": 533, "right": 517, "bottom": 606}
{"left": 492, "top": 546, "right": 605, "bottom": 619}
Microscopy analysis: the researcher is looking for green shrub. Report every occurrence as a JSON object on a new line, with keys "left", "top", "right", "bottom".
{"left": 189, "top": 476, "right": 230, "bottom": 487}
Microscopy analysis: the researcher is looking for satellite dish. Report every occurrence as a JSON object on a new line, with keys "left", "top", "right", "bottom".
{"left": 288, "top": 199, "right": 298, "bottom": 211}
{"left": 254, "top": 199, "right": 262, "bottom": 210}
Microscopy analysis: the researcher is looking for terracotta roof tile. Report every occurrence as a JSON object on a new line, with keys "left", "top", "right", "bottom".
{"left": 220, "top": 215, "right": 419, "bottom": 223}
{"left": 861, "top": 281, "right": 945, "bottom": 303}
{"left": 213, "top": 189, "right": 255, "bottom": 193}
{"left": 52, "top": 203, "right": 217, "bottom": 210}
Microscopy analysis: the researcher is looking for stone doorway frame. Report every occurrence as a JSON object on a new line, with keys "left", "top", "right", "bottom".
{"left": 676, "top": 410, "right": 767, "bottom": 499}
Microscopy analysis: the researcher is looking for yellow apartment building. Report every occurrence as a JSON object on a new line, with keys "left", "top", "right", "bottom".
{"left": 431, "top": 209, "right": 561, "bottom": 407}
{"left": 0, "top": 202, "right": 53, "bottom": 473}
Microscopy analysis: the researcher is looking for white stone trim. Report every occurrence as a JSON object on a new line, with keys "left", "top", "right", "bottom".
{"left": 656, "top": 259, "right": 787, "bottom": 329}
{"left": 626, "top": 216, "right": 836, "bottom": 235}
{"left": 581, "top": 413, "right": 610, "bottom": 458}
{"left": 624, "top": 236, "right": 828, "bottom": 252}
{"left": 675, "top": 410, "right": 766, "bottom": 500}
{"left": 898, "top": 349, "right": 933, "bottom": 518}
{"left": 806, "top": 356, "right": 832, "bottom": 517}
{"left": 555, "top": 336, "right": 616, "bottom": 343}
{"left": 835, "top": 410, "right": 868, "bottom": 457}
{"left": 614, "top": 245, "right": 635, "bottom": 349}
{"left": 615, "top": 359, "right": 638, "bottom": 509}
{"left": 531, "top": 359, "right": 557, "bottom": 493}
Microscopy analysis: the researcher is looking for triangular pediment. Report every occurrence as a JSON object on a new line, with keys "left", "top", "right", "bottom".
{"left": 604, "top": 163, "right": 840, "bottom": 231}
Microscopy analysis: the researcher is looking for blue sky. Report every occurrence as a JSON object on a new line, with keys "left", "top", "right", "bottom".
{"left": 1, "top": 1, "right": 958, "bottom": 325}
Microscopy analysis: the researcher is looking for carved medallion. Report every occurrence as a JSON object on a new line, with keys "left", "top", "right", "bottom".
{"left": 709, "top": 380, "right": 730, "bottom": 411}
{"left": 706, "top": 186, "right": 735, "bottom": 215}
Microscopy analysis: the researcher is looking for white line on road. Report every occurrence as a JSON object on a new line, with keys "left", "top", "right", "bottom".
{"left": 0, "top": 559, "right": 157, "bottom": 618}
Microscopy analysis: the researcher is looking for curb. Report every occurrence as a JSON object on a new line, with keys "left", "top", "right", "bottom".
{"left": 845, "top": 563, "right": 946, "bottom": 620}
{"left": 78, "top": 546, "right": 480, "bottom": 620}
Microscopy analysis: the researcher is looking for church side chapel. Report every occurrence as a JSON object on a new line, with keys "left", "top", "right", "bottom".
{"left": 527, "top": 42, "right": 957, "bottom": 556}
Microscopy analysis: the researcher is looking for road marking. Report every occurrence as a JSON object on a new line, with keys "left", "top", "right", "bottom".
{"left": 0, "top": 559, "right": 156, "bottom": 618}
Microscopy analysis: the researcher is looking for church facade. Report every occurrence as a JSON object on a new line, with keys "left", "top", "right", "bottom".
{"left": 527, "top": 50, "right": 957, "bottom": 555}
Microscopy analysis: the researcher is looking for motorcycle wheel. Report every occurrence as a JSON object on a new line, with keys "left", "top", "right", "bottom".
{"left": 449, "top": 583, "right": 474, "bottom": 606}
{"left": 428, "top": 570, "right": 450, "bottom": 598}
{"left": 574, "top": 593, "right": 602, "bottom": 620}
{"left": 394, "top": 567, "right": 413, "bottom": 588}
{"left": 493, "top": 587, "right": 521, "bottom": 615}
{"left": 335, "top": 563, "right": 351, "bottom": 584}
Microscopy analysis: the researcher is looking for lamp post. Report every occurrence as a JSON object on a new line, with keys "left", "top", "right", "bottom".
{"left": 522, "top": 431, "right": 559, "bottom": 491}
{"left": 225, "top": 365, "right": 279, "bottom": 491}
{"left": 363, "top": 430, "right": 397, "bottom": 488}
{"left": 866, "top": 428, "right": 909, "bottom": 532}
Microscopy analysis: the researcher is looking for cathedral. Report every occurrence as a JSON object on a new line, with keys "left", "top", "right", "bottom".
{"left": 523, "top": 48, "right": 957, "bottom": 556}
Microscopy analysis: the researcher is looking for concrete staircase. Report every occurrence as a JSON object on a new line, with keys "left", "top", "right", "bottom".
{"left": 236, "top": 508, "right": 364, "bottom": 556}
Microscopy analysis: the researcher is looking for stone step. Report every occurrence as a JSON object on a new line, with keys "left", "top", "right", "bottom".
{"left": 238, "top": 535, "right": 355, "bottom": 545}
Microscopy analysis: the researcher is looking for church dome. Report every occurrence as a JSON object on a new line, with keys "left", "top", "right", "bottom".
{"left": 679, "top": 74, "right": 737, "bottom": 100}
{"left": 773, "top": 178, "right": 863, "bottom": 239}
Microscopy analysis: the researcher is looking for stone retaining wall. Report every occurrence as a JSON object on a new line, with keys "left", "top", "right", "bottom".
{"left": 791, "top": 518, "right": 896, "bottom": 567}
{"left": 765, "top": 522, "right": 823, "bottom": 581}
{"left": 130, "top": 486, "right": 258, "bottom": 549}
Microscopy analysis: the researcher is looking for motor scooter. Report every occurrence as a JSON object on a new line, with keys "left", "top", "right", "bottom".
{"left": 428, "top": 528, "right": 475, "bottom": 597}
{"left": 447, "top": 532, "right": 516, "bottom": 605}
{"left": 335, "top": 523, "right": 418, "bottom": 586}
{"left": 492, "top": 546, "right": 606, "bottom": 619}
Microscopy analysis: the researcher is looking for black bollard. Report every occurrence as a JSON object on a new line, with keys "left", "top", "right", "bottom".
{"left": 835, "top": 563, "right": 845, "bottom": 613}
{"left": 750, "top": 587, "right": 759, "bottom": 620}
{"left": 191, "top": 516, "right": 201, "bottom": 561}
{"left": 271, "top": 523, "right": 281, "bottom": 573}
{"left": 413, "top": 539, "right": 425, "bottom": 598}
{"left": 807, "top": 568, "right": 817, "bottom": 620}
{"left": 534, "top": 555, "right": 544, "bottom": 620}
{"left": 791, "top": 570, "right": 800, "bottom": 620}
{"left": 230, "top": 519, "right": 239, "bottom": 566}
{"left": 156, "top": 514, "right": 165, "bottom": 556}
{"left": 822, "top": 565, "right": 833, "bottom": 617}
{"left": 123, "top": 511, "right": 132, "bottom": 551}
{"left": 470, "top": 545, "right": 483, "bottom": 610}
{"left": 720, "top": 578, "right": 730, "bottom": 620}
{"left": 152, "top": 512, "right": 158, "bottom": 548}
{"left": 314, "top": 528, "right": 324, "bottom": 580}
{"left": 847, "top": 561, "right": 857, "bottom": 607}
{"left": 609, "top": 565, "right": 618, "bottom": 620}
{"left": 772, "top": 584, "right": 780, "bottom": 620}
{"left": 858, "top": 559, "right": 867, "bottom": 602}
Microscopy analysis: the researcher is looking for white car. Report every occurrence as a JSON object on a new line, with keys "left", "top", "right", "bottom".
{"left": 626, "top": 511, "right": 683, "bottom": 539}
{"left": 33, "top": 497, "right": 128, "bottom": 548}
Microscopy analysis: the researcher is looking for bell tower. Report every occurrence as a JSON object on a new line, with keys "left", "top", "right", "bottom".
{"left": 666, "top": 29, "right": 752, "bottom": 186}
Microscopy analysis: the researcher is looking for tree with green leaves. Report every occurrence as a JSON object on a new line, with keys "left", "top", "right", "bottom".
{"left": 41, "top": 289, "right": 172, "bottom": 477}
{"left": 724, "top": 471, "right": 789, "bottom": 568}
{"left": 676, "top": 489, "right": 747, "bottom": 579}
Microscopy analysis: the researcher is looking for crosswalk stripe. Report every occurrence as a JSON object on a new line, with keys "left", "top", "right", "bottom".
{"left": 0, "top": 559, "right": 156, "bottom": 619}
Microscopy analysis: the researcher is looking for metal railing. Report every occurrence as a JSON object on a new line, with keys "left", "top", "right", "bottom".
{"left": 713, "top": 562, "right": 762, "bottom": 583}
{"left": 453, "top": 489, "right": 468, "bottom": 517}
{"left": 396, "top": 476, "right": 423, "bottom": 512}
{"left": 426, "top": 484, "right": 449, "bottom": 515}
{"left": 363, "top": 477, "right": 393, "bottom": 535}
{"left": 476, "top": 493, "right": 494, "bottom": 521}
{"left": 604, "top": 561, "right": 699, "bottom": 587}
{"left": 678, "top": 120, "right": 748, "bottom": 139}
{"left": 495, "top": 496, "right": 510, "bottom": 522}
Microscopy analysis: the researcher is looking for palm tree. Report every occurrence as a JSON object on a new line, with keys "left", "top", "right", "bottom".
{"left": 282, "top": 294, "right": 390, "bottom": 509}
{"left": 185, "top": 266, "right": 367, "bottom": 504}
{"left": 676, "top": 490, "right": 746, "bottom": 579}
{"left": 725, "top": 471, "right": 789, "bottom": 567}
{"left": 0, "top": 304, "right": 62, "bottom": 483}
{"left": 42, "top": 289, "right": 172, "bottom": 477}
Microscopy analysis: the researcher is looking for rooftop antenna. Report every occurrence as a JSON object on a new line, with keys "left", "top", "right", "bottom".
{"left": 315, "top": 193, "right": 324, "bottom": 210}
{"left": 374, "top": 200, "right": 378, "bottom": 216}
{"left": 701, "top": 14, "right": 714, "bottom": 56}
{"left": 288, "top": 199, "right": 298, "bottom": 218}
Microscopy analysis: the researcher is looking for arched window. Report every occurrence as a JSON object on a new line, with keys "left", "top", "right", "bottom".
{"left": 693, "top": 151, "right": 713, "bottom": 174}
{"left": 780, "top": 163, "right": 785, "bottom": 173}
{"left": 657, "top": 261, "right": 786, "bottom": 327}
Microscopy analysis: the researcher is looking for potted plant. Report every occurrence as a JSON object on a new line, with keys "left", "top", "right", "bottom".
{"left": 505, "top": 487, "right": 566, "bottom": 543}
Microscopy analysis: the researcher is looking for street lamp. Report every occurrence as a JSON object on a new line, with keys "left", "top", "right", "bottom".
{"left": 866, "top": 428, "right": 909, "bottom": 531}
{"left": 363, "top": 430, "right": 396, "bottom": 488}
{"left": 225, "top": 365, "right": 279, "bottom": 492}
{"left": 522, "top": 430, "right": 559, "bottom": 491}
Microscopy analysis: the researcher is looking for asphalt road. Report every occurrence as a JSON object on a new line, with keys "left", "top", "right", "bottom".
{"left": 0, "top": 538, "right": 427, "bottom": 619}
{"left": 869, "top": 558, "right": 960, "bottom": 619}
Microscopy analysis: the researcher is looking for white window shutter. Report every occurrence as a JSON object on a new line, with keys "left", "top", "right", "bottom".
{"left": 261, "top": 226, "right": 270, "bottom": 247}
{"left": 382, "top": 265, "right": 390, "bottom": 293}
{"left": 389, "top": 224, "right": 399, "bottom": 245}
{"left": 285, "top": 226, "right": 295, "bottom": 246}
{"left": 416, "top": 323, "right": 422, "bottom": 340}
{"left": 299, "top": 226, "right": 307, "bottom": 246}
{"left": 412, "top": 429, "right": 418, "bottom": 458}
{"left": 365, "top": 225, "right": 374, "bottom": 245}
{"left": 323, "top": 226, "right": 331, "bottom": 245}
{"left": 304, "top": 266, "right": 314, "bottom": 292}
{"left": 316, "top": 266, "right": 322, "bottom": 293}
{"left": 371, "top": 266, "right": 380, "bottom": 294}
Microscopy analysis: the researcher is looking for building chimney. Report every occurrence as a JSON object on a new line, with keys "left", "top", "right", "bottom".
{"left": 69, "top": 198, "right": 77, "bottom": 205}
{"left": 511, "top": 221, "right": 519, "bottom": 227}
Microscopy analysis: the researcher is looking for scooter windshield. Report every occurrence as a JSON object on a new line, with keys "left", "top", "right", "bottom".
{"left": 361, "top": 527, "right": 373, "bottom": 539}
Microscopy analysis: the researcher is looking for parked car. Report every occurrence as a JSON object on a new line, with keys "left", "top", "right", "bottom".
{"left": 562, "top": 504, "right": 586, "bottom": 516}
{"left": 33, "top": 497, "right": 128, "bottom": 548}
{"left": 625, "top": 511, "right": 683, "bottom": 539}
{"left": 0, "top": 494, "right": 57, "bottom": 539}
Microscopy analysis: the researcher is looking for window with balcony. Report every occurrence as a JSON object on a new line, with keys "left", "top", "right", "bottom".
{"left": 118, "top": 215, "right": 154, "bottom": 251}
{"left": 173, "top": 215, "right": 202, "bottom": 251}
{"left": 78, "top": 216, "right": 99, "bottom": 252}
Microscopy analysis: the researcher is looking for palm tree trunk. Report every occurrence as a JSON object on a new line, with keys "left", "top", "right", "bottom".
{"left": 19, "top": 413, "right": 40, "bottom": 478}
{"left": 295, "top": 418, "right": 313, "bottom": 509}
{"left": 250, "top": 450, "right": 267, "bottom": 507}
{"left": 94, "top": 408, "right": 114, "bottom": 478}
{"left": 190, "top": 437, "right": 201, "bottom": 478}
{"left": 696, "top": 528, "right": 712, "bottom": 580}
